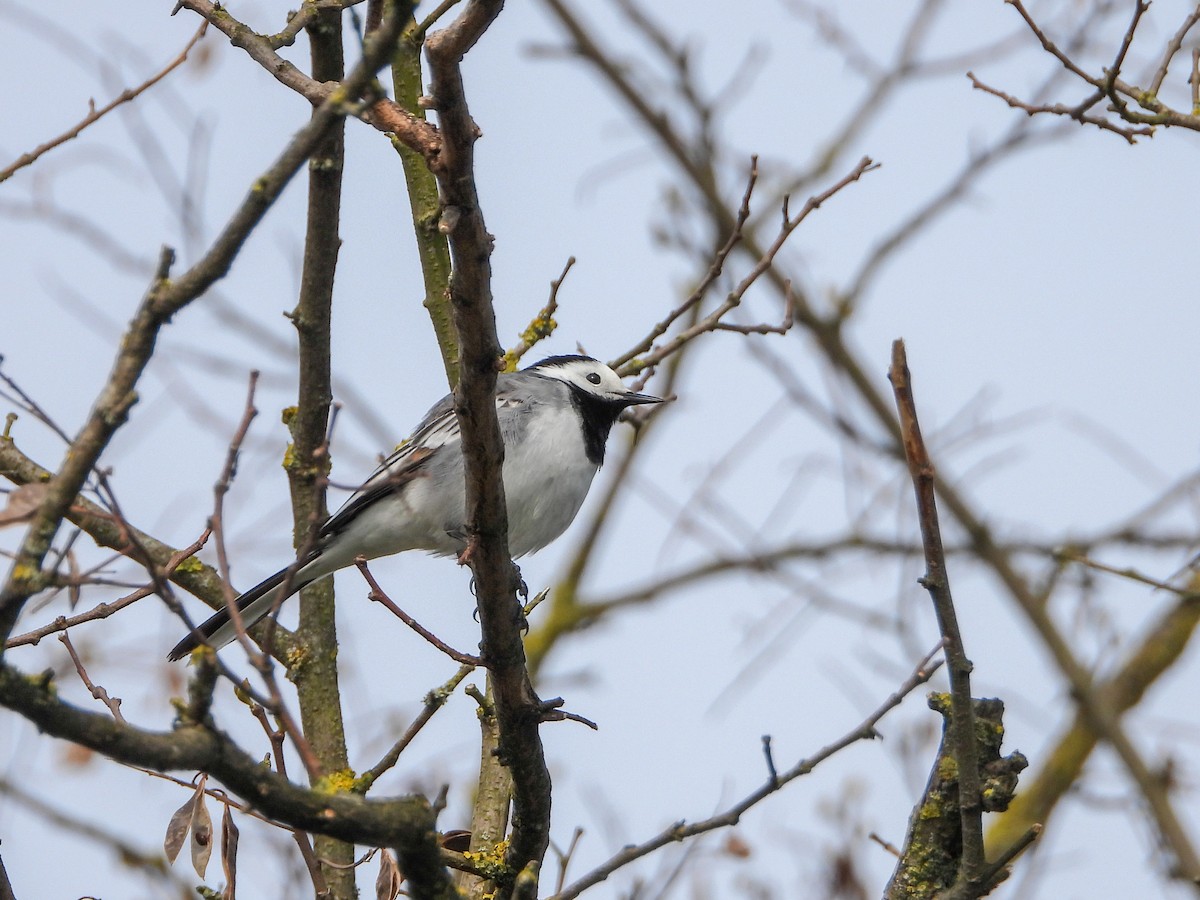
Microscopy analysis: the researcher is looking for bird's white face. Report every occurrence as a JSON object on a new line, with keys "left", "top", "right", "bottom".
{"left": 532, "top": 356, "right": 661, "bottom": 406}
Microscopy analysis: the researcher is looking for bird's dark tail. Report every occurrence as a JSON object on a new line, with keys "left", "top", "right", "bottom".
{"left": 167, "top": 566, "right": 313, "bottom": 661}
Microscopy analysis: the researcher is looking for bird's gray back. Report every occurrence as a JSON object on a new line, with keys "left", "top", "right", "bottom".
{"left": 320, "top": 371, "right": 582, "bottom": 559}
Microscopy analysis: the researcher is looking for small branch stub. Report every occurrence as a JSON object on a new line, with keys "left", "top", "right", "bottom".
{"left": 883, "top": 695, "right": 1030, "bottom": 900}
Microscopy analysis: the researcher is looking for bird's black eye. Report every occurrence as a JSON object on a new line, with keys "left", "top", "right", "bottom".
{"left": 586, "top": 372, "right": 602, "bottom": 385}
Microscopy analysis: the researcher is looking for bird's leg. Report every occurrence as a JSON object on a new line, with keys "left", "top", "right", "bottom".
{"left": 455, "top": 532, "right": 479, "bottom": 568}
{"left": 511, "top": 562, "right": 528, "bottom": 601}
{"left": 459, "top": 547, "right": 528, "bottom": 627}
{"left": 509, "top": 562, "right": 531, "bottom": 633}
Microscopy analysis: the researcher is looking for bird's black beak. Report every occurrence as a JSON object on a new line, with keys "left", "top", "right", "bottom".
{"left": 622, "top": 390, "right": 663, "bottom": 406}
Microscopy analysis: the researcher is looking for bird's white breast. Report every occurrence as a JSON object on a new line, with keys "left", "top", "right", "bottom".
{"left": 502, "top": 402, "right": 599, "bottom": 557}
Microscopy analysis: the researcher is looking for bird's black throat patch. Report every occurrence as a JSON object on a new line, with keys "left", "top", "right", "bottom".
{"left": 565, "top": 385, "right": 627, "bottom": 466}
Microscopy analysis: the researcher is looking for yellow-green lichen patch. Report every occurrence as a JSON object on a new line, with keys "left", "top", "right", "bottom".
{"left": 314, "top": 768, "right": 357, "bottom": 795}
{"left": 936, "top": 754, "right": 957, "bottom": 781}
{"left": 174, "top": 555, "right": 205, "bottom": 575}
{"left": 462, "top": 838, "right": 512, "bottom": 882}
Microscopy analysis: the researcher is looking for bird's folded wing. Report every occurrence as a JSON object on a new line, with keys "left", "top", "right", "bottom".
{"left": 319, "top": 389, "right": 527, "bottom": 540}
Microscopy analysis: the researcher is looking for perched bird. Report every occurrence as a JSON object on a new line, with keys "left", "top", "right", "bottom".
{"left": 168, "top": 355, "right": 661, "bottom": 660}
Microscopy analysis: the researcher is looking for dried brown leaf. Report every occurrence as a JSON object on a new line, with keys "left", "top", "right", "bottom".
{"left": 375, "top": 849, "right": 402, "bottom": 900}
{"left": 190, "top": 786, "right": 214, "bottom": 879}
{"left": 221, "top": 803, "right": 239, "bottom": 899}
{"left": 0, "top": 483, "right": 47, "bottom": 527}
{"left": 163, "top": 793, "right": 197, "bottom": 864}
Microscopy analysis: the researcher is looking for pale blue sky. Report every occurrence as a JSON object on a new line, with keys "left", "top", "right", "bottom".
{"left": 2, "top": 1, "right": 1199, "bottom": 897}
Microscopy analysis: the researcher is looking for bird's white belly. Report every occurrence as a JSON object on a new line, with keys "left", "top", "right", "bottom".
{"left": 325, "top": 404, "right": 597, "bottom": 564}
{"left": 502, "top": 404, "right": 598, "bottom": 557}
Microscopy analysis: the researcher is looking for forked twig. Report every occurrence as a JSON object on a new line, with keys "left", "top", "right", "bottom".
{"left": 0, "top": 22, "right": 209, "bottom": 184}
{"left": 548, "top": 644, "right": 943, "bottom": 900}
{"left": 6, "top": 529, "right": 210, "bottom": 648}
{"left": 356, "top": 559, "right": 483, "bottom": 666}
{"left": 58, "top": 631, "right": 125, "bottom": 723}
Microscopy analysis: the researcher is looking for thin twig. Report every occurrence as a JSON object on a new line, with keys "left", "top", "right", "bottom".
{"left": 5, "top": 529, "right": 210, "bottom": 648}
{"left": 1148, "top": 7, "right": 1200, "bottom": 96}
{"left": 870, "top": 831, "right": 901, "bottom": 858}
{"left": 610, "top": 158, "right": 759, "bottom": 372}
{"left": 503, "top": 257, "right": 574, "bottom": 370}
{"left": 1004, "top": 0, "right": 1096, "bottom": 82}
{"left": 617, "top": 156, "right": 878, "bottom": 376}
{"left": 552, "top": 828, "right": 585, "bottom": 894}
{"left": 356, "top": 559, "right": 483, "bottom": 665}
{"left": 1058, "top": 551, "right": 1200, "bottom": 597}
{"left": 548, "top": 644, "right": 943, "bottom": 900}
{"left": 0, "top": 367, "right": 75, "bottom": 447}
{"left": 1191, "top": 48, "right": 1200, "bottom": 113}
{"left": 888, "top": 340, "right": 984, "bottom": 890}
{"left": 966, "top": 73, "right": 1150, "bottom": 142}
{"left": 357, "top": 664, "right": 475, "bottom": 791}
{"left": 1100, "top": 1, "right": 1148, "bottom": 98}
{"left": 206, "top": 371, "right": 261, "bottom": 657}
{"left": 0, "top": 21, "right": 209, "bottom": 184}
{"left": 57, "top": 632, "right": 125, "bottom": 723}
{"left": 248, "top": 700, "right": 328, "bottom": 894}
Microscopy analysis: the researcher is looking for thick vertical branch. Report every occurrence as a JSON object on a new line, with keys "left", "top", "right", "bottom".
{"left": 456, "top": 686, "right": 513, "bottom": 899}
{"left": 884, "top": 696, "right": 1031, "bottom": 900}
{"left": 288, "top": 6, "right": 354, "bottom": 897}
{"left": 0, "top": 0, "right": 413, "bottom": 651}
{"left": 389, "top": 9, "right": 459, "bottom": 384}
{"left": 424, "top": 0, "right": 553, "bottom": 887}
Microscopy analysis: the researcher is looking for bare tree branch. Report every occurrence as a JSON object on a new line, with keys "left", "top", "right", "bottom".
{"left": 357, "top": 559, "right": 482, "bottom": 665}
{"left": 978, "top": 0, "right": 1200, "bottom": 138}
{"left": 289, "top": 11, "right": 356, "bottom": 892}
{"left": 356, "top": 664, "right": 475, "bottom": 793}
{"left": 503, "top": 256, "right": 573, "bottom": 370}
{"left": 0, "top": 664, "right": 444, "bottom": 865}
{"left": 4, "top": 529, "right": 210, "bottom": 649}
{"left": 889, "top": 340, "right": 985, "bottom": 889}
{"left": 0, "top": 0, "right": 412, "bottom": 648}
{"left": 548, "top": 645, "right": 944, "bottom": 900}
{"left": 425, "top": 0, "right": 553, "bottom": 890}
{"left": 177, "top": 0, "right": 443, "bottom": 165}
{"left": 0, "top": 21, "right": 209, "bottom": 184}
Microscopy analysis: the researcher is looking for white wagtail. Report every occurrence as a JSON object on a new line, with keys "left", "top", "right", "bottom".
{"left": 168, "top": 355, "right": 661, "bottom": 660}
